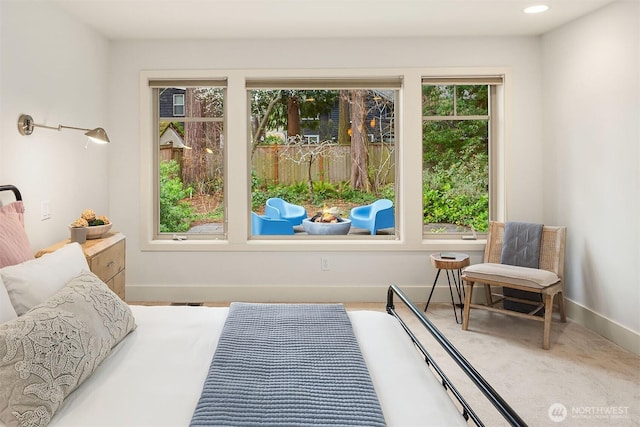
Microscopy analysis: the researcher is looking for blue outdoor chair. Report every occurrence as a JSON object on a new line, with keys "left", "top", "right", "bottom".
{"left": 251, "top": 212, "right": 295, "bottom": 235}
{"left": 265, "top": 198, "right": 307, "bottom": 226}
{"left": 349, "top": 199, "right": 395, "bottom": 235}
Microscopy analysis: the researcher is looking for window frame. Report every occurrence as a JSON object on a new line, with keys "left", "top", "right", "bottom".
{"left": 172, "top": 93, "right": 185, "bottom": 116}
{"left": 246, "top": 79, "right": 401, "bottom": 241}
{"left": 151, "top": 79, "right": 228, "bottom": 242}
{"left": 139, "top": 68, "right": 508, "bottom": 252}
{"left": 421, "top": 77, "right": 505, "bottom": 240}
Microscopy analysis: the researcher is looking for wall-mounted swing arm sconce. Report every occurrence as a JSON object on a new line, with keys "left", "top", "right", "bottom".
{"left": 17, "top": 114, "right": 110, "bottom": 144}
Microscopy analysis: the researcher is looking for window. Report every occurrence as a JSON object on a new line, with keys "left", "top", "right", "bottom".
{"left": 247, "top": 79, "right": 399, "bottom": 238}
{"left": 152, "top": 80, "right": 226, "bottom": 239}
{"left": 422, "top": 76, "right": 503, "bottom": 238}
{"left": 173, "top": 93, "right": 185, "bottom": 116}
{"left": 141, "top": 69, "right": 507, "bottom": 250}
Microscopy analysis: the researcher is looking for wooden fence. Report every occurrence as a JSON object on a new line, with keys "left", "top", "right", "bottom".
{"left": 162, "top": 144, "right": 395, "bottom": 187}
{"left": 251, "top": 144, "right": 395, "bottom": 186}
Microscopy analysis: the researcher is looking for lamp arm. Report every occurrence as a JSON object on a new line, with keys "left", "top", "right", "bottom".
{"left": 58, "top": 124, "right": 92, "bottom": 132}
{"left": 30, "top": 123, "right": 63, "bottom": 132}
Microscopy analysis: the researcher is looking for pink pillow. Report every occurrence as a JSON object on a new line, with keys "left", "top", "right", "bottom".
{"left": 0, "top": 201, "right": 34, "bottom": 268}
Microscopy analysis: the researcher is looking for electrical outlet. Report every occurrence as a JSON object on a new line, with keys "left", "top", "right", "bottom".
{"left": 321, "top": 257, "right": 330, "bottom": 271}
{"left": 40, "top": 201, "right": 51, "bottom": 221}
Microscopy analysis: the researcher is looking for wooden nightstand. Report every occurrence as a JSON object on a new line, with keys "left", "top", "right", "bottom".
{"left": 36, "top": 232, "right": 126, "bottom": 300}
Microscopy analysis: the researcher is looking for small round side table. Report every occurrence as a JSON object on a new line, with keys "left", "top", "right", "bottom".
{"left": 424, "top": 253, "right": 470, "bottom": 324}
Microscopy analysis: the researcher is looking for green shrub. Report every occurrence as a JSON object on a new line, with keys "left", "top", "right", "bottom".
{"left": 422, "top": 157, "right": 488, "bottom": 232}
{"left": 311, "top": 181, "right": 338, "bottom": 201}
{"left": 159, "top": 160, "right": 195, "bottom": 232}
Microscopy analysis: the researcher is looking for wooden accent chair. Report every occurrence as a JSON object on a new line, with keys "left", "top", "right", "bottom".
{"left": 461, "top": 221, "right": 567, "bottom": 349}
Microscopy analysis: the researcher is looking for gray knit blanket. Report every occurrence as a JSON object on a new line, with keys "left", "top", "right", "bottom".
{"left": 189, "top": 303, "right": 386, "bottom": 427}
{"left": 501, "top": 221, "right": 543, "bottom": 268}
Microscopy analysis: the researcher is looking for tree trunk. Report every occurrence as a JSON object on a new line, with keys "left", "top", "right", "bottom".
{"left": 252, "top": 91, "right": 281, "bottom": 156}
{"left": 349, "top": 89, "right": 370, "bottom": 191}
{"left": 287, "top": 96, "right": 301, "bottom": 138}
{"left": 183, "top": 88, "right": 206, "bottom": 190}
{"left": 338, "top": 90, "right": 350, "bottom": 145}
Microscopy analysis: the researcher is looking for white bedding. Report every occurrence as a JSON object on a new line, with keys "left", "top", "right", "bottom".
{"left": 2, "top": 305, "right": 466, "bottom": 427}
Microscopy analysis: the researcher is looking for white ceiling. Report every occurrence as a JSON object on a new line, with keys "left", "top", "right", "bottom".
{"left": 50, "top": 0, "right": 616, "bottom": 40}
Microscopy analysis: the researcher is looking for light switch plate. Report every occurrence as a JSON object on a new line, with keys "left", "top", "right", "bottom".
{"left": 41, "top": 200, "right": 51, "bottom": 220}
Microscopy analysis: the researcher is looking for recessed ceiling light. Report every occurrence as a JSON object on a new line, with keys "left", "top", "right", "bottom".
{"left": 524, "top": 5, "right": 550, "bottom": 14}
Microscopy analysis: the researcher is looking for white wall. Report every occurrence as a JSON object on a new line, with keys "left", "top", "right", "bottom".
{"left": 0, "top": 1, "right": 110, "bottom": 251}
{"left": 107, "top": 37, "right": 544, "bottom": 304}
{"left": 2, "top": 1, "right": 636, "bottom": 351}
{"left": 542, "top": 1, "right": 640, "bottom": 348}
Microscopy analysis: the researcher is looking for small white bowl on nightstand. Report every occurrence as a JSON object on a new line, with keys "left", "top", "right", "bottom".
{"left": 70, "top": 223, "right": 113, "bottom": 240}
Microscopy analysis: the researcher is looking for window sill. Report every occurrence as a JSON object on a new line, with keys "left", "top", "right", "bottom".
{"left": 420, "top": 238, "right": 487, "bottom": 252}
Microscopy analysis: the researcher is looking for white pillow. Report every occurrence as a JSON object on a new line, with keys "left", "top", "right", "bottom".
{"left": 0, "top": 276, "right": 17, "bottom": 323}
{"left": 1, "top": 243, "right": 90, "bottom": 316}
{"left": 0, "top": 272, "right": 136, "bottom": 427}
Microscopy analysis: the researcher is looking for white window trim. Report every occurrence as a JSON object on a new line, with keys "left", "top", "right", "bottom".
{"left": 173, "top": 93, "right": 185, "bottom": 116}
{"left": 421, "top": 79, "right": 503, "bottom": 240}
{"left": 139, "top": 68, "right": 509, "bottom": 252}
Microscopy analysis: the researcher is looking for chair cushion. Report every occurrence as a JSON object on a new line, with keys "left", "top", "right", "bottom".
{"left": 462, "top": 263, "right": 559, "bottom": 289}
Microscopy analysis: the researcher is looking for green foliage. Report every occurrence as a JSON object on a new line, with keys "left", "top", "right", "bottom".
{"left": 250, "top": 179, "right": 390, "bottom": 212}
{"left": 422, "top": 153, "right": 489, "bottom": 232}
{"left": 422, "top": 85, "right": 488, "bottom": 117}
{"left": 422, "top": 84, "right": 489, "bottom": 232}
{"left": 378, "top": 183, "right": 396, "bottom": 201}
{"left": 159, "top": 160, "right": 195, "bottom": 232}
{"left": 264, "top": 134, "right": 284, "bottom": 145}
{"left": 193, "top": 205, "right": 224, "bottom": 223}
{"left": 251, "top": 178, "right": 309, "bottom": 211}
{"left": 250, "top": 90, "right": 337, "bottom": 133}
{"left": 311, "top": 181, "right": 338, "bottom": 201}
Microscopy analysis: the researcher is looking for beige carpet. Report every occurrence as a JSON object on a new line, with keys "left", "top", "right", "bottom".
{"left": 345, "top": 302, "right": 640, "bottom": 426}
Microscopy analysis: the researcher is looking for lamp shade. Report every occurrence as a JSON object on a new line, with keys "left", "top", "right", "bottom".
{"left": 85, "top": 128, "right": 110, "bottom": 144}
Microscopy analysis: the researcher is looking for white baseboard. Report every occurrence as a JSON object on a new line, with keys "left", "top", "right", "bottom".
{"left": 565, "top": 298, "right": 640, "bottom": 356}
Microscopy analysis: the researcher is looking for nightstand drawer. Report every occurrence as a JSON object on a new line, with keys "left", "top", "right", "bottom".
{"left": 106, "top": 269, "right": 126, "bottom": 300}
{"left": 90, "top": 240, "right": 125, "bottom": 283}
{"left": 36, "top": 232, "right": 127, "bottom": 301}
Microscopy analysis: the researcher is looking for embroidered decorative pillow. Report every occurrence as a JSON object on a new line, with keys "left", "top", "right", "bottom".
{"left": 1, "top": 243, "right": 90, "bottom": 316}
{"left": 0, "top": 272, "right": 136, "bottom": 427}
{"left": 0, "top": 202, "right": 33, "bottom": 269}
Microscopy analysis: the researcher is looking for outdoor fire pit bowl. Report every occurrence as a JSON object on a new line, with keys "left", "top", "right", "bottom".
{"left": 302, "top": 218, "right": 352, "bottom": 235}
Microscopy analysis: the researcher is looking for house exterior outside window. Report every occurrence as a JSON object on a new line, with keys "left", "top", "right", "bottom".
{"left": 173, "top": 93, "right": 185, "bottom": 116}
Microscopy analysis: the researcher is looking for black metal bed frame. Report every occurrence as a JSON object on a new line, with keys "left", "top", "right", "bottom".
{"left": 386, "top": 284, "right": 527, "bottom": 427}
{"left": 0, "top": 185, "right": 22, "bottom": 201}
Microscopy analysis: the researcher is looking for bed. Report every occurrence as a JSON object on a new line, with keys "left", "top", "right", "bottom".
{"left": 0, "top": 184, "right": 525, "bottom": 427}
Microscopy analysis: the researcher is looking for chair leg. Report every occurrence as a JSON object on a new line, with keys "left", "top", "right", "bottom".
{"left": 483, "top": 284, "right": 493, "bottom": 306}
{"left": 543, "top": 293, "right": 554, "bottom": 350}
{"left": 557, "top": 291, "right": 567, "bottom": 322}
{"left": 462, "top": 281, "right": 474, "bottom": 330}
